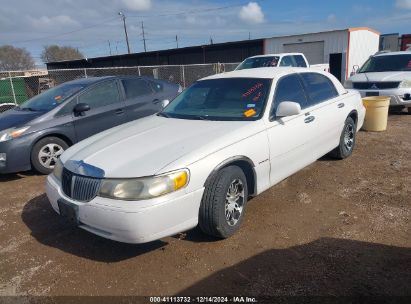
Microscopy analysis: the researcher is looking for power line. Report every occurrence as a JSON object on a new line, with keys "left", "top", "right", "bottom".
{"left": 8, "top": 17, "right": 119, "bottom": 44}
{"left": 6, "top": 2, "right": 251, "bottom": 45}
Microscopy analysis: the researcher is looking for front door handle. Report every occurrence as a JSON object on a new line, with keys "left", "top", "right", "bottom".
{"left": 115, "top": 109, "right": 124, "bottom": 115}
{"left": 338, "top": 103, "right": 345, "bottom": 108}
{"left": 304, "top": 116, "right": 315, "bottom": 123}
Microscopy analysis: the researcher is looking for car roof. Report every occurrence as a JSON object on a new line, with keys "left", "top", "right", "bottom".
{"left": 201, "top": 67, "right": 313, "bottom": 80}
{"left": 245, "top": 53, "right": 304, "bottom": 59}
{"left": 374, "top": 51, "right": 411, "bottom": 57}
{"left": 64, "top": 76, "right": 116, "bottom": 86}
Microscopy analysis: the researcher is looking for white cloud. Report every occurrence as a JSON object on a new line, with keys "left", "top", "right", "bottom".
{"left": 29, "top": 15, "right": 80, "bottom": 29}
{"left": 396, "top": 0, "right": 411, "bottom": 9}
{"left": 239, "top": 2, "right": 264, "bottom": 24}
{"left": 327, "top": 14, "right": 337, "bottom": 23}
{"left": 121, "top": 0, "right": 151, "bottom": 11}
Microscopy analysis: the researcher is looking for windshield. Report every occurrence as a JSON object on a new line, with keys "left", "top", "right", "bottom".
{"left": 359, "top": 54, "right": 411, "bottom": 73}
{"left": 161, "top": 78, "right": 271, "bottom": 121}
{"left": 19, "top": 83, "right": 85, "bottom": 112}
{"left": 236, "top": 56, "right": 280, "bottom": 70}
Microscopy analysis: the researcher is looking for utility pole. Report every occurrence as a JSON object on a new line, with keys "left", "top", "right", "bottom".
{"left": 141, "top": 21, "right": 147, "bottom": 52}
{"left": 118, "top": 12, "right": 131, "bottom": 54}
{"left": 176, "top": 35, "right": 179, "bottom": 48}
{"left": 210, "top": 36, "right": 213, "bottom": 45}
{"left": 108, "top": 40, "right": 112, "bottom": 55}
{"left": 249, "top": 32, "right": 251, "bottom": 40}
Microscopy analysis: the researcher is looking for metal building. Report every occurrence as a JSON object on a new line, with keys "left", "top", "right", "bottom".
{"left": 46, "top": 39, "right": 264, "bottom": 69}
{"left": 46, "top": 28, "right": 380, "bottom": 83}
{"left": 379, "top": 33, "right": 400, "bottom": 52}
{"left": 264, "top": 28, "right": 380, "bottom": 81}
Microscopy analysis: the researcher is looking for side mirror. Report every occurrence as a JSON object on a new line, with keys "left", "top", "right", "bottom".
{"left": 73, "top": 103, "right": 90, "bottom": 115}
{"left": 161, "top": 99, "right": 170, "bottom": 108}
{"left": 276, "top": 101, "right": 302, "bottom": 117}
{"left": 351, "top": 65, "right": 360, "bottom": 76}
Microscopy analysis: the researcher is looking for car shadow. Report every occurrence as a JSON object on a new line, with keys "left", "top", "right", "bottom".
{"left": 178, "top": 237, "right": 411, "bottom": 297}
{"left": 0, "top": 171, "right": 38, "bottom": 182}
{"left": 21, "top": 194, "right": 167, "bottom": 262}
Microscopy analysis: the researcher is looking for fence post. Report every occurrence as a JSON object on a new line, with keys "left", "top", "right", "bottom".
{"left": 84, "top": 68, "right": 88, "bottom": 78}
{"left": 182, "top": 65, "right": 186, "bottom": 88}
{"left": 138, "top": 66, "right": 141, "bottom": 76}
{"left": 8, "top": 72, "right": 17, "bottom": 105}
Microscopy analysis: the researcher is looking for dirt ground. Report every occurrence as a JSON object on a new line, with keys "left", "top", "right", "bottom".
{"left": 0, "top": 113, "right": 410, "bottom": 299}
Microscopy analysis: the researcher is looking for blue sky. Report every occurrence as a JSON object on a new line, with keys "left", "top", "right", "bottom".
{"left": 1, "top": 0, "right": 410, "bottom": 66}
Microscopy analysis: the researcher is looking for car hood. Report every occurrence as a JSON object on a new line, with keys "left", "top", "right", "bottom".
{"left": 0, "top": 108, "right": 43, "bottom": 132}
{"left": 349, "top": 71, "right": 411, "bottom": 82}
{"left": 61, "top": 115, "right": 263, "bottom": 178}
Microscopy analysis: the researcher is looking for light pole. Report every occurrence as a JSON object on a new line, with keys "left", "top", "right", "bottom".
{"left": 118, "top": 11, "right": 131, "bottom": 54}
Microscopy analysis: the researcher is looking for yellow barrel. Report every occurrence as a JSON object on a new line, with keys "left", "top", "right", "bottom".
{"left": 362, "top": 96, "right": 390, "bottom": 132}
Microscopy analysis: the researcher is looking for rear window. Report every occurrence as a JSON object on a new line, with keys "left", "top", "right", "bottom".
{"left": 236, "top": 56, "right": 280, "bottom": 70}
{"left": 359, "top": 54, "right": 411, "bottom": 72}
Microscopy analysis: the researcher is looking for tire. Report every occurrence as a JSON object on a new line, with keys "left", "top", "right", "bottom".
{"left": 199, "top": 166, "right": 248, "bottom": 239}
{"left": 31, "top": 137, "right": 69, "bottom": 174}
{"left": 329, "top": 116, "right": 356, "bottom": 159}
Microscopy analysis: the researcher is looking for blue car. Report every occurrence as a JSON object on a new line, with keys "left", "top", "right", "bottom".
{"left": 0, "top": 76, "right": 181, "bottom": 174}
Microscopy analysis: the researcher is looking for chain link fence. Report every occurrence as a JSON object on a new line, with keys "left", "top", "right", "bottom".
{"left": 0, "top": 63, "right": 238, "bottom": 109}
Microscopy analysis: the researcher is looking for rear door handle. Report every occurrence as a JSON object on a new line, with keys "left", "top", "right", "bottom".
{"left": 304, "top": 116, "right": 315, "bottom": 123}
{"left": 338, "top": 103, "right": 345, "bottom": 108}
{"left": 115, "top": 109, "right": 124, "bottom": 115}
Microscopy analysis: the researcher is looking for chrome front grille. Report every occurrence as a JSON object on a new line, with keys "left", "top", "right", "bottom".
{"left": 62, "top": 168, "right": 101, "bottom": 202}
{"left": 353, "top": 81, "right": 400, "bottom": 90}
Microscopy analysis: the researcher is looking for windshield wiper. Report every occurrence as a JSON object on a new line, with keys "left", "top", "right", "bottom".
{"left": 190, "top": 115, "right": 210, "bottom": 120}
{"left": 20, "top": 107, "right": 38, "bottom": 112}
{"left": 157, "top": 112, "right": 171, "bottom": 118}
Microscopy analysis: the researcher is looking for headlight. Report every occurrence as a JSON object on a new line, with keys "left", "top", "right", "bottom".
{"left": 0, "top": 126, "right": 30, "bottom": 142}
{"left": 52, "top": 159, "right": 63, "bottom": 181}
{"left": 344, "top": 80, "right": 353, "bottom": 89}
{"left": 98, "top": 169, "right": 189, "bottom": 201}
{"left": 399, "top": 80, "right": 411, "bottom": 88}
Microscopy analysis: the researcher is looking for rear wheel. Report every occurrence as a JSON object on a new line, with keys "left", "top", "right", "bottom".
{"left": 199, "top": 166, "right": 248, "bottom": 239}
{"left": 31, "top": 137, "right": 68, "bottom": 174}
{"left": 330, "top": 117, "right": 356, "bottom": 159}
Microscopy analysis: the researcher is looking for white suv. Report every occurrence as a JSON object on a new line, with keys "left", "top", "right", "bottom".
{"left": 345, "top": 51, "right": 411, "bottom": 112}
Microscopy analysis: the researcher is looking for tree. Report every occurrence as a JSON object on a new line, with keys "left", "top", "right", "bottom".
{"left": 41, "top": 45, "right": 84, "bottom": 63}
{"left": 0, "top": 45, "right": 35, "bottom": 71}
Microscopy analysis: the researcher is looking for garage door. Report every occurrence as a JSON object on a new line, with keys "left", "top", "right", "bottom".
{"left": 283, "top": 41, "right": 325, "bottom": 64}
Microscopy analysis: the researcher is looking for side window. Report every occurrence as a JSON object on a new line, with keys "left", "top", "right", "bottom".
{"left": 78, "top": 81, "right": 120, "bottom": 109}
{"left": 149, "top": 81, "right": 163, "bottom": 93}
{"left": 279, "top": 56, "right": 294, "bottom": 67}
{"left": 294, "top": 55, "right": 307, "bottom": 67}
{"left": 299, "top": 73, "right": 338, "bottom": 106}
{"left": 121, "top": 79, "right": 153, "bottom": 99}
{"left": 272, "top": 74, "right": 308, "bottom": 115}
{"left": 57, "top": 98, "right": 77, "bottom": 116}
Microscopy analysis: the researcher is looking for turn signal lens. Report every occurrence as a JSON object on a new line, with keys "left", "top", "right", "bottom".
{"left": 172, "top": 170, "right": 188, "bottom": 190}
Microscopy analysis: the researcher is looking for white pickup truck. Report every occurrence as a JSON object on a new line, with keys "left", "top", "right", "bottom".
{"left": 236, "top": 53, "right": 329, "bottom": 72}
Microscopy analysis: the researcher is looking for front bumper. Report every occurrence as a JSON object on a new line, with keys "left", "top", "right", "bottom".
{"left": 357, "top": 88, "right": 411, "bottom": 107}
{"left": 0, "top": 135, "right": 33, "bottom": 174}
{"left": 46, "top": 175, "right": 204, "bottom": 244}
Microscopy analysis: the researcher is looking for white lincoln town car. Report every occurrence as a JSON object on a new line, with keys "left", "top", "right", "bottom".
{"left": 46, "top": 67, "right": 365, "bottom": 244}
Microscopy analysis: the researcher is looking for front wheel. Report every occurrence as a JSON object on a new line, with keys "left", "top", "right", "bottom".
{"left": 31, "top": 137, "right": 68, "bottom": 174}
{"left": 330, "top": 116, "right": 356, "bottom": 159}
{"left": 199, "top": 166, "right": 248, "bottom": 239}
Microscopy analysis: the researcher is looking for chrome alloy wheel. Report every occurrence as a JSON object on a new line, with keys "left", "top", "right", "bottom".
{"left": 343, "top": 123, "right": 355, "bottom": 151}
{"left": 225, "top": 179, "right": 245, "bottom": 226}
{"left": 38, "top": 143, "right": 64, "bottom": 169}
